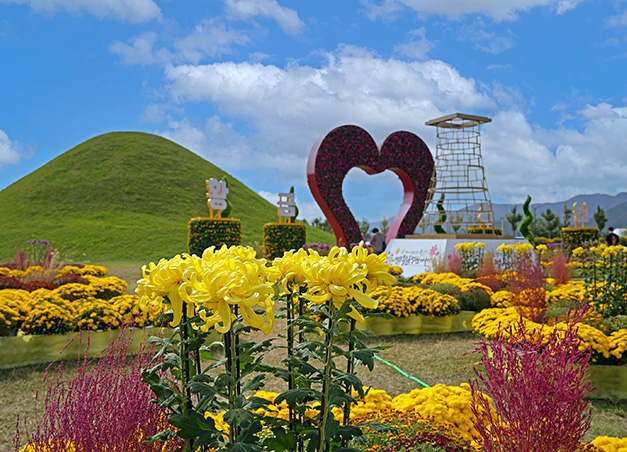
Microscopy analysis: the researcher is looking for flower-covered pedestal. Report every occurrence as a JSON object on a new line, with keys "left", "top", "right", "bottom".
{"left": 0, "top": 327, "right": 221, "bottom": 369}
{"left": 188, "top": 217, "right": 242, "bottom": 255}
{"left": 263, "top": 222, "right": 306, "bottom": 259}
{"left": 355, "top": 311, "right": 476, "bottom": 336}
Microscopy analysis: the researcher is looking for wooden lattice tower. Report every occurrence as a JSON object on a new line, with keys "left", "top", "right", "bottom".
{"left": 421, "top": 113, "right": 493, "bottom": 234}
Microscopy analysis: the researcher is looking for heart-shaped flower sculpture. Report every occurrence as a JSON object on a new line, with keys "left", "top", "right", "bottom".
{"left": 307, "top": 125, "right": 434, "bottom": 248}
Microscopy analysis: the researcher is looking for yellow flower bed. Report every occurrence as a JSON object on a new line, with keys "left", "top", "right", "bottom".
{"left": 472, "top": 307, "right": 627, "bottom": 363}
{"left": 0, "top": 264, "right": 163, "bottom": 335}
{"left": 490, "top": 290, "right": 513, "bottom": 308}
{"left": 250, "top": 384, "right": 486, "bottom": 444}
{"left": 591, "top": 436, "right": 627, "bottom": 452}
{"left": 547, "top": 280, "right": 587, "bottom": 304}
{"left": 369, "top": 285, "right": 460, "bottom": 317}
{"left": 56, "top": 265, "right": 109, "bottom": 277}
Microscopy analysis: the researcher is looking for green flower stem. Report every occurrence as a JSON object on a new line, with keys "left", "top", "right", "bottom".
{"left": 286, "top": 291, "right": 296, "bottom": 427}
{"left": 179, "top": 302, "right": 194, "bottom": 452}
{"left": 317, "top": 300, "right": 340, "bottom": 452}
{"left": 224, "top": 327, "right": 237, "bottom": 444}
{"left": 342, "top": 318, "right": 356, "bottom": 428}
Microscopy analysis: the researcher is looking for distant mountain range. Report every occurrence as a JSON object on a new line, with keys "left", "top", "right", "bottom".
{"left": 368, "top": 192, "right": 627, "bottom": 236}
{"left": 491, "top": 193, "right": 627, "bottom": 235}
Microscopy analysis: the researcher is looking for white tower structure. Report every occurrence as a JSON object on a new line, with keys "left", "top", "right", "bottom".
{"left": 421, "top": 113, "right": 495, "bottom": 235}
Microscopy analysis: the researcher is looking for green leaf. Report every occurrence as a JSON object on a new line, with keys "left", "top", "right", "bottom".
{"left": 274, "top": 388, "right": 318, "bottom": 407}
{"left": 144, "top": 429, "right": 177, "bottom": 444}
{"left": 333, "top": 373, "right": 365, "bottom": 397}
{"left": 225, "top": 442, "right": 262, "bottom": 452}
{"left": 236, "top": 419, "right": 263, "bottom": 443}
{"left": 263, "top": 426, "right": 298, "bottom": 452}
{"left": 168, "top": 411, "right": 221, "bottom": 447}
{"left": 349, "top": 349, "right": 375, "bottom": 370}
{"left": 224, "top": 408, "right": 254, "bottom": 426}
{"left": 328, "top": 383, "right": 353, "bottom": 407}
{"left": 334, "top": 425, "right": 362, "bottom": 442}
{"left": 358, "top": 422, "right": 398, "bottom": 434}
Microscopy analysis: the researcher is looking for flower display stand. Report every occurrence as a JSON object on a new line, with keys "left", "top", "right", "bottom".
{"left": 356, "top": 311, "right": 477, "bottom": 336}
{"left": 0, "top": 327, "right": 221, "bottom": 370}
{"left": 587, "top": 365, "right": 627, "bottom": 399}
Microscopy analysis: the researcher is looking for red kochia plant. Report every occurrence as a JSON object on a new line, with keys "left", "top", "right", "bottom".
{"left": 470, "top": 306, "right": 595, "bottom": 452}
{"left": 508, "top": 255, "right": 547, "bottom": 323}
{"left": 552, "top": 250, "right": 572, "bottom": 286}
{"left": 15, "top": 326, "right": 181, "bottom": 452}
{"left": 447, "top": 252, "right": 463, "bottom": 275}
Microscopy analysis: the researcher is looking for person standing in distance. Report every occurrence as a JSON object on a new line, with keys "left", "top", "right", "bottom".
{"left": 606, "top": 227, "right": 620, "bottom": 246}
{"left": 371, "top": 228, "right": 386, "bottom": 254}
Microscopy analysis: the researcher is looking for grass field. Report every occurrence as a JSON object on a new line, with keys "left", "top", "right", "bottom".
{"left": 1, "top": 263, "right": 626, "bottom": 451}
{"left": 0, "top": 132, "right": 335, "bottom": 263}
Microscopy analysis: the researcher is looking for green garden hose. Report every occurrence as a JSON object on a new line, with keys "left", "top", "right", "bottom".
{"left": 519, "top": 195, "right": 534, "bottom": 242}
{"left": 374, "top": 354, "right": 431, "bottom": 388}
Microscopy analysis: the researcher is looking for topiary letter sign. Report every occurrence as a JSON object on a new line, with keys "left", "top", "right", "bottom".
{"left": 307, "top": 125, "right": 434, "bottom": 248}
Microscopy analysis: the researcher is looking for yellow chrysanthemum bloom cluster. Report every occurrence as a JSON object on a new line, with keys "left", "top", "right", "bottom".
{"left": 472, "top": 307, "right": 627, "bottom": 363}
{"left": 83, "top": 275, "right": 128, "bottom": 300}
{"left": 454, "top": 242, "right": 485, "bottom": 252}
{"left": 592, "top": 435, "right": 627, "bottom": 452}
{"left": 111, "top": 294, "right": 163, "bottom": 328}
{"left": 372, "top": 287, "right": 460, "bottom": 317}
{"left": 137, "top": 246, "right": 275, "bottom": 334}
{"left": 297, "top": 244, "right": 396, "bottom": 323}
{"left": 389, "top": 265, "right": 403, "bottom": 276}
{"left": 51, "top": 283, "right": 98, "bottom": 301}
{"left": 369, "top": 286, "right": 460, "bottom": 317}
{"left": 57, "top": 265, "right": 109, "bottom": 277}
{"left": 21, "top": 295, "right": 77, "bottom": 335}
{"left": 413, "top": 272, "right": 465, "bottom": 286}
{"left": 74, "top": 297, "right": 124, "bottom": 331}
{"left": 490, "top": 290, "right": 514, "bottom": 308}
{"left": 547, "top": 280, "right": 587, "bottom": 304}
{"left": 249, "top": 384, "right": 488, "bottom": 444}
{"left": 137, "top": 243, "right": 395, "bottom": 333}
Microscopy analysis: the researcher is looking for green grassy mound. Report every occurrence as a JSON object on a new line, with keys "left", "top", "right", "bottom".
{"left": 0, "top": 132, "right": 333, "bottom": 262}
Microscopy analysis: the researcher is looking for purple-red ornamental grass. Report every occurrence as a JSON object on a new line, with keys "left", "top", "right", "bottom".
{"left": 470, "top": 305, "right": 595, "bottom": 452}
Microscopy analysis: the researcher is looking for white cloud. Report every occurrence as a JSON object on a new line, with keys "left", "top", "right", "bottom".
{"left": 110, "top": 21, "right": 249, "bottom": 66}
{"left": 607, "top": 10, "right": 627, "bottom": 27}
{"left": 161, "top": 46, "right": 495, "bottom": 198}
{"left": 225, "top": 0, "right": 305, "bottom": 35}
{"left": 155, "top": 45, "right": 627, "bottom": 217}
{"left": 0, "top": 130, "right": 23, "bottom": 168}
{"left": 363, "top": 0, "right": 585, "bottom": 22}
{"left": 174, "top": 19, "right": 250, "bottom": 64}
{"left": 393, "top": 28, "right": 434, "bottom": 60}
{"left": 482, "top": 105, "right": 627, "bottom": 204}
{"left": 109, "top": 32, "right": 167, "bottom": 65}
{"left": 2, "top": 0, "right": 161, "bottom": 23}
{"left": 156, "top": 46, "right": 496, "bottom": 218}
{"left": 457, "top": 20, "right": 515, "bottom": 53}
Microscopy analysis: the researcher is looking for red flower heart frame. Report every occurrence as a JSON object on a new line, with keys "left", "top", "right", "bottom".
{"left": 307, "top": 125, "right": 435, "bottom": 248}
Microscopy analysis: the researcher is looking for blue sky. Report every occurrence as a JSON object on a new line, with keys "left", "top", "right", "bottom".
{"left": 1, "top": 0, "right": 627, "bottom": 223}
